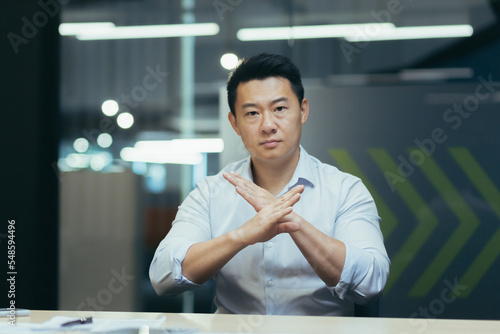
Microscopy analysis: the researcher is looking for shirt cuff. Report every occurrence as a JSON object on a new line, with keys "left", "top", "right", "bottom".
{"left": 328, "top": 243, "right": 372, "bottom": 301}
{"left": 170, "top": 241, "right": 203, "bottom": 288}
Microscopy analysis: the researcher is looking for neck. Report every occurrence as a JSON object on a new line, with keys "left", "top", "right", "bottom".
{"left": 251, "top": 147, "right": 300, "bottom": 196}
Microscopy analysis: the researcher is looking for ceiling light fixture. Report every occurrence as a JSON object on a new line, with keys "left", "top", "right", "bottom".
{"left": 120, "top": 148, "right": 204, "bottom": 165}
{"left": 59, "top": 22, "right": 220, "bottom": 40}
{"left": 236, "top": 23, "right": 473, "bottom": 42}
{"left": 119, "top": 138, "right": 223, "bottom": 165}
{"left": 237, "top": 23, "right": 395, "bottom": 41}
{"left": 220, "top": 53, "right": 239, "bottom": 70}
{"left": 135, "top": 138, "right": 224, "bottom": 154}
{"left": 101, "top": 99, "right": 119, "bottom": 116}
{"left": 345, "top": 25, "right": 473, "bottom": 42}
{"left": 59, "top": 22, "right": 116, "bottom": 36}
{"left": 117, "top": 113, "right": 134, "bottom": 129}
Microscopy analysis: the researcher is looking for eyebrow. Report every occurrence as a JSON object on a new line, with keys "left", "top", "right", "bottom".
{"left": 241, "top": 97, "right": 289, "bottom": 109}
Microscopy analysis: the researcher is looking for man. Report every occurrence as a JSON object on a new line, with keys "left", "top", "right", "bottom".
{"left": 150, "top": 53, "right": 390, "bottom": 316}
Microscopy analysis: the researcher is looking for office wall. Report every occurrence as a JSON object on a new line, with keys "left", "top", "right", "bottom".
{"left": 304, "top": 83, "right": 500, "bottom": 320}
{"left": 220, "top": 81, "right": 500, "bottom": 320}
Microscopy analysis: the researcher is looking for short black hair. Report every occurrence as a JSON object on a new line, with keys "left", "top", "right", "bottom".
{"left": 226, "top": 53, "right": 304, "bottom": 115}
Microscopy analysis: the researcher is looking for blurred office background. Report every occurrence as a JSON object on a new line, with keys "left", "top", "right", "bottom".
{"left": 2, "top": 0, "right": 500, "bottom": 320}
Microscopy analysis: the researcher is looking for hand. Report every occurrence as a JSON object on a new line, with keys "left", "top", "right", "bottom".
{"left": 223, "top": 171, "right": 304, "bottom": 212}
{"left": 231, "top": 191, "right": 301, "bottom": 246}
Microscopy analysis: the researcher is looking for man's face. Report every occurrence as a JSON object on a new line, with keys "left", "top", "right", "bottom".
{"left": 228, "top": 76, "right": 309, "bottom": 164}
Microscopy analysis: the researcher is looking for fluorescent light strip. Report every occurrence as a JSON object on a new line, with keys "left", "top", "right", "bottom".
{"left": 237, "top": 23, "right": 473, "bottom": 42}
{"left": 399, "top": 68, "right": 474, "bottom": 81}
{"left": 64, "top": 153, "right": 90, "bottom": 169}
{"left": 120, "top": 147, "right": 203, "bottom": 165}
{"left": 59, "top": 22, "right": 116, "bottom": 36}
{"left": 237, "top": 23, "right": 395, "bottom": 41}
{"left": 345, "top": 25, "right": 473, "bottom": 42}
{"left": 71, "top": 23, "right": 220, "bottom": 40}
{"left": 135, "top": 138, "right": 224, "bottom": 154}
{"left": 120, "top": 138, "right": 224, "bottom": 165}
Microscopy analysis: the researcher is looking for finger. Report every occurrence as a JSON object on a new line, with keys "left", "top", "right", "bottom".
{"left": 223, "top": 172, "right": 240, "bottom": 187}
{"left": 277, "top": 221, "right": 301, "bottom": 234}
{"left": 229, "top": 171, "right": 246, "bottom": 180}
{"left": 293, "top": 184, "right": 305, "bottom": 194}
{"left": 226, "top": 171, "right": 247, "bottom": 183}
{"left": 224, "top": 174, "right": 253, "bottom": 203}
{"left": 224, "top": 172, "right": 259, "bottom": 195}
{"left": 223, "top": 171, "right": 249, "bottom": 186}
{"left": 278, "top": 192, "right": 301, "bottom": 208}
{"left": 267, "top": 195, "right": 299, "bottom": 222}
{"left": 279, "top": 184, "right": 305, "bottom": 202}
{"left": 234, "top": 174, "right": 260, "bottom": 192}
{"left": 288, "top": 193, "right": 301, "bottom": 207}
{"left": 288, "top": 184, "right": 305, "bottom": 196}
{"left": 274, "top": 206, "right": 293, "bottom": 220}
{"left": 264, "top": 200, "right": 293, "bottom": 217}
{"left": 235, "top": 185, "right": 254, "bottom": 201}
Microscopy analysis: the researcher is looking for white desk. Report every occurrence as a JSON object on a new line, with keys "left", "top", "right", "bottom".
{"left": 5, "top": 310, "right": 500, "bottom": 333}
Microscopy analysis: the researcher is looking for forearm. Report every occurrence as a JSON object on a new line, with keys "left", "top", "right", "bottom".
{"left": 183, "top": 190, "right": 300, "bottom": 284}
{"left": 182, "top": 230, "right": 246, "bottom": 284}
{"left": 289, "top": 214, "right": 346, "bottom": 287}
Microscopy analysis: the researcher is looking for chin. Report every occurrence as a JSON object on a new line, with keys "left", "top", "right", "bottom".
{"left": 259, "top": 149, "right": 290, "bottom": 161}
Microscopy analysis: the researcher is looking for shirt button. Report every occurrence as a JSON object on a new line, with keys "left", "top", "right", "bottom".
{"left": 266, "top": 242, "right": 273, "bottom": 248}
{"left": 268, "top": 280, "right": 275, "bottom": 287}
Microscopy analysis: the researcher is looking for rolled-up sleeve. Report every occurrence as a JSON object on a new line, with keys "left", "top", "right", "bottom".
{"left": 149, "top": 179, "right": 212, "bottom": 296}
{"left": 328, "top": 178, "right": 390, "bottom": 305}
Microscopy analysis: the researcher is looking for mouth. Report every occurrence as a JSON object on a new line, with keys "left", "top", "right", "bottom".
{"left": 260, "top": 139, "right": 281, "bottom": 148}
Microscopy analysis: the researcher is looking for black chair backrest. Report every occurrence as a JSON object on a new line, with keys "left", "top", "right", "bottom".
{"left": 354, "top": 298, "right": 380, "bottom": 317}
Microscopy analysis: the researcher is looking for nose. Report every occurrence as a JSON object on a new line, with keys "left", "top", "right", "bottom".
{"left": 260, "top": 111, "right": 277, "bottom": 134}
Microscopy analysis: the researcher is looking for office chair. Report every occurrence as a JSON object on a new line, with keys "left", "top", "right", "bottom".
{"left": 354, "top": 297, "right": 380, "bottom": 317}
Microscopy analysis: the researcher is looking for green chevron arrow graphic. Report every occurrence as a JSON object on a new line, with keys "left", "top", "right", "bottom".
{"left": 450, "top": 147, "right": 500, "bottom": 298}
{"left": 368, "top": 148, "right": 438, "bottom": 293}
{"left": 329, "top": 149, "right": 397, "bottom": 239}
{"left": 408, "top": 148, "right": 480, "bottom": 297}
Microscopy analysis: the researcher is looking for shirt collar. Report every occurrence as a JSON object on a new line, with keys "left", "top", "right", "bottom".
{"left": 239, "top": 145, "right": 317, "bottom": 192}
{"left": 287, "top": 145, "right": 316, "bottom": 191}
{"left": 241, "top": 156, "right": 254, "bottom": 181}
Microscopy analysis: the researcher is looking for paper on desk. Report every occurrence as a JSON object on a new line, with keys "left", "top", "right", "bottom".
{"left": 40, "top": 315, "right": 166, "bottom": 332}
{"left": 0, "top": 315, "right": 167, "bottom": 333}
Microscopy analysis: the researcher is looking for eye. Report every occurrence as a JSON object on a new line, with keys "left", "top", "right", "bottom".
{"left": 246, "top": 111, "right": 259, "bottom": 117}
{"left": 275, "top": 106, "right": 286, "bottom": 112}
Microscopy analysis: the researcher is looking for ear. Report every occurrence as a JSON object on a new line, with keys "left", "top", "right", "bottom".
{"left": 228, "top": 111, "right": 241, "bottom": 136}
{"left": 300, "top": 98, "right": 309, "bottom": 125}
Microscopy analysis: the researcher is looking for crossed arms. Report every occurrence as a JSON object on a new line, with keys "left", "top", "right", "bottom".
{"left": 181, "top": 171, "right": 347, "bottom": 288}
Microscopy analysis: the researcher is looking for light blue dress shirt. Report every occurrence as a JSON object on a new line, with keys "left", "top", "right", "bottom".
{"left": 150, "top": 147, "right": 390, "bottom": 316}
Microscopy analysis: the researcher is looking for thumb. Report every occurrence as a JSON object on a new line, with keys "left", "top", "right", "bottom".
{"left": 277, "top": 221, "right": 301, "bottom": 234}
